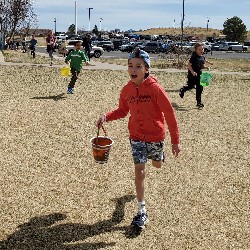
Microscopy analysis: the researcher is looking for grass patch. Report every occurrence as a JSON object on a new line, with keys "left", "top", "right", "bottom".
{"left": 3, "top": 50, "right": 64, "bottom": 65}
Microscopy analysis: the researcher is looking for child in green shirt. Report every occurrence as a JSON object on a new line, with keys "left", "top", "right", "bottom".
{"left": 65, "top": 41, "right": 90, "bottom": 94}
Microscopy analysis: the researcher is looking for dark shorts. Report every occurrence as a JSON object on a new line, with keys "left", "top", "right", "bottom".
{"left": 130, "top": 139, "right": 165, "bottom": 164}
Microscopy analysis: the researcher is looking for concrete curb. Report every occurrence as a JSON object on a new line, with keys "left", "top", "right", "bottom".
{"left": 0, "top": 50, "right": 5, "bottom": 63}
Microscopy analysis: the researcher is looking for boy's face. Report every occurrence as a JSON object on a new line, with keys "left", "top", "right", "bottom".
{"left": 128, "top": 58, "right": 149, "bottom": 85}
{"left": 75, "top": 43, "right": 82, "bottom": 50}
{"left": 195, "top": 45, "right": 204, "bottom": 56}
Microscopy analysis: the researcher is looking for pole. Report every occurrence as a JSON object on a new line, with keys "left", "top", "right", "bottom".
{"left": 99, "top": 18, "right": 103, "bottom": 31}
{"left": 181, "top": 0, "right": 185, "bottom": 42}
{"left": 207, "top": 18, "right": 209, "bottom": 31}
{"left": 54, "top": 18, "right": 57, "bottom": 34}
{"left": 87, "top": 8, "right": 93, "bottom": 32}
{"left": 179, "top": 0, "right": 185, "bottom": 67}
{"left": 75, "top": 1, "right": 77, "bottom": 35}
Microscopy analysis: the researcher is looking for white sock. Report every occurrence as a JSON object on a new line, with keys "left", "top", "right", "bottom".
{"left": 138, "top": 201, "right": 146, "bottom": 214}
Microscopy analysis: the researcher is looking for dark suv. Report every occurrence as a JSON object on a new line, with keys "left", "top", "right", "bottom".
{"left": 139, "top": 42, "right": 162, "bottom": 53}
{"left": 95, "top": 41, "right": 114, "bottom": 52}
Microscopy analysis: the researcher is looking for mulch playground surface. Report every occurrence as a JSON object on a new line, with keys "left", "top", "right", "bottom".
{"left": 0, "top": 64, "right": 249, "bottom": 249}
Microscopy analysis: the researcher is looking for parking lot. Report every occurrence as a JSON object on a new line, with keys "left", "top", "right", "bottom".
{"left": 36, "top": 47, "right": 250, "bottom": 60}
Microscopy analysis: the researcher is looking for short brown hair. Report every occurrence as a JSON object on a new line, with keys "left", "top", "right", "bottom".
{"left": 75, "top": 41, "right": 82, "bottom": 46}
{"left": 194, "top": 42, "right": 203, "bottom": 51}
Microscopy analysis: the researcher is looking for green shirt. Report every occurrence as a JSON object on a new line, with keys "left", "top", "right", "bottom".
{"left": 65, "top": 50, "right": 88, "bottom": 71}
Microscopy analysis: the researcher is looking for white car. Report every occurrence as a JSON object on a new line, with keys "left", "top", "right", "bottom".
{"left": 186, "top": 41, "right": 211, "bottom": 53}
{"left": 58, "top": 40, "right": 104, "bottom": 58}
{"left": 56, "top": 34, "right": 68, "bottom": 40}
{"left": 219, "top": 42, "right": 248, "bottom": 51}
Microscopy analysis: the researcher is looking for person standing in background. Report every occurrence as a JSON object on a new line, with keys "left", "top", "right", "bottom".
{"left": 46, "top": 30, "right": 56, "bottom": 66}
{"left": 82, "top": 34, "right": 92, "bottom": 61}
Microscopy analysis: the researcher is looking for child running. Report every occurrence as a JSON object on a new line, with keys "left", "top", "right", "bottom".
{"left": 179, "top": 42, "right": 213, "bottom": 108}
{"left": 46, "top": 30, "right": 56, "bottom": 66}
{"left": 64, "top": 40, "right": 90, "bottom": 94}
{"left": 29, "top": 35, "right": 37, "bottom": 58}
{"left": 96, "top": 49, "right": 181, "bottom": 228}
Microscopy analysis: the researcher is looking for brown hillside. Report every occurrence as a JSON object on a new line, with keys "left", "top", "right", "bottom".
{"left": 135, "top": 27, "right": 250, "bottom": 40}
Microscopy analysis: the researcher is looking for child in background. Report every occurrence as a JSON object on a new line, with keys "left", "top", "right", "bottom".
{"left": 60, "top": 39, "right": 68, "bottom": 57}
{"left": 96, "top": 49, "right": 181, "bottom": 228}
{"left": 179, "top": 42, "right": 213, "bottom": 108}
{"left": 46, "top": 30, "right": 56, "bottom": 66}
{"left": 29, "top": 35, "right": 37, "bottom": 58}
{"left": 64, "top": 41, "right": 90, "bottom": 94}
{"left": 21, "top": 35, "right": 27, "bottom": 53}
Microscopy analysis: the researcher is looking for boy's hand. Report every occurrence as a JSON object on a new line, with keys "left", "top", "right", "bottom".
{"left": 96, "top": 114, "right": 106, "bottom": 128}
{"left": 172, "top": 144, "right": 181, "bottom": 157}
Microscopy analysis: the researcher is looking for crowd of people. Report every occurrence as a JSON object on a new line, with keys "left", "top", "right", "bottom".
{"left": 3, "top": 30, "right": 94, "bottom": 65}
{"left": 5, "top": 34, "right": 38, "bottom": 58}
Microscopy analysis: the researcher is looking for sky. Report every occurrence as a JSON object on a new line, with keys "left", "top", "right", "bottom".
{"left": 33, "top": 0, "right": 250, "bottom": 33}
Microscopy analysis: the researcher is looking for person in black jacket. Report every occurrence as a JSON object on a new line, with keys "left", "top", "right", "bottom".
{"left": 82, "top": 34, "right": 92, "bottom": 60}
{"left": 179, "top": 42, "right": 213, "bottom": 108}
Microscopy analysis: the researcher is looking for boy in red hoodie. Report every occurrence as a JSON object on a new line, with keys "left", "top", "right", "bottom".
{"left": 96, "top": 49, "right": 181, "bottom": 228}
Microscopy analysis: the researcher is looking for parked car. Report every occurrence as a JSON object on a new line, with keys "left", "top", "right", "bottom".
{"left": 159, "top": 43, "right": 170, "bottom": 53}
{"left": 120, "top": 42, "right": 134, "bottom": 52}
{"left": 120, "top": 41, "right": 145, "bottom": 53}
{"left": 95, "top": 41, "right": 114, "bottom": 52}
{"left": 138, "top": 42, "right": 162, "bottom": 53}
{"left": 185, "top": 41, "right": 211, "bottom": 53}
{"left": 219, "top": 42, "right": 248, "bottom": 51}
{"left": 56, "top": 34, "right": 68, "bottom": 40}
{"left": 211, "top": 42, "right": 220, "bottom": 51}
{"left": 202, "top": 42, "right": 212, "bottom": 53}
{"left": 244, "top": 41, "right": 250, "bottom": 46}
{"left": 112, "top": 40, "right": 124, "bottom": 50}
{"left": 58, "top": 40, "right": 104, "bottom": 58}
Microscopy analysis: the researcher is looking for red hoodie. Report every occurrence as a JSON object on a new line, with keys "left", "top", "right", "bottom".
{"left": 105, "top": 76, "right": 180, "bottom": 144}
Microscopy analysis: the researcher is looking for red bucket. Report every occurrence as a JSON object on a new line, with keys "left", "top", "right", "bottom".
{"left": 90, "top": 126, "right": 114, "bottom": 164}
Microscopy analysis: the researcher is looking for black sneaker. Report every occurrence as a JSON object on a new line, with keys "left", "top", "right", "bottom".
{"left": 131, "top": 212, "right": 149, "bottom": 228}
{"left": 197, "top": 102, "right": 204, "bottom": 108}
{"left": 179, "top": 88, "right": 184, "bottom": 98}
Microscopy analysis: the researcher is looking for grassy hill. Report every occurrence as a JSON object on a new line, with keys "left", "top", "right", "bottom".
{"left": 135, "top": 27, "right": 250, "bottom": 40}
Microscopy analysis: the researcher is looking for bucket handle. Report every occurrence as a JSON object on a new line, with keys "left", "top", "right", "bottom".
{"left": 96, "top": 125, "right": 107, "bottom": 138}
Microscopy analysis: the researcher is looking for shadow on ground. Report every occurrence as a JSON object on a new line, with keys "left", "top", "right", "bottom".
{"left": 165, "top": 89, "right": 180, "bottom": 93}
{"left": 0, "top": 194, "right": 142, "bottom": 250}
{"left": 171, "top": 102, "right": 189, "bottom": 111}
{"left": 31, "top": 93, "right": 67, "bottom": 101}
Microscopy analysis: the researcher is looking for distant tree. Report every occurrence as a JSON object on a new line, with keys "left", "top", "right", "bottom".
{"left": 92, "top": 25, "right": 98, "bottom": 36}
{"left": 222, "top": 16, "right": 247, "bottom": 42}
{"left": 0, "top": 0, "right": 36, "bottom": 39}
{"left": 67, "top": 24, "right": 75, "bottom": 33}
{"left": 21, "top": 6, "right": 38, "bottom": 36}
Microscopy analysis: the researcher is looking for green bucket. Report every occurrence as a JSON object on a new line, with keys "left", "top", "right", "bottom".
{"left": 200, "top": 71, "right": 213, "bottom": 86}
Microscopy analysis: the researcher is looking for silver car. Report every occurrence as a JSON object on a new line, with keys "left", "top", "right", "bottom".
{"left": 58, "top": 40, "right": 104, "bottom": 58}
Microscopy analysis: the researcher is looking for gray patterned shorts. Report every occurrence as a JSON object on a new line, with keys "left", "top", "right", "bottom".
{"left": 130, "top": 139, "right": 165, "bottom": 164}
